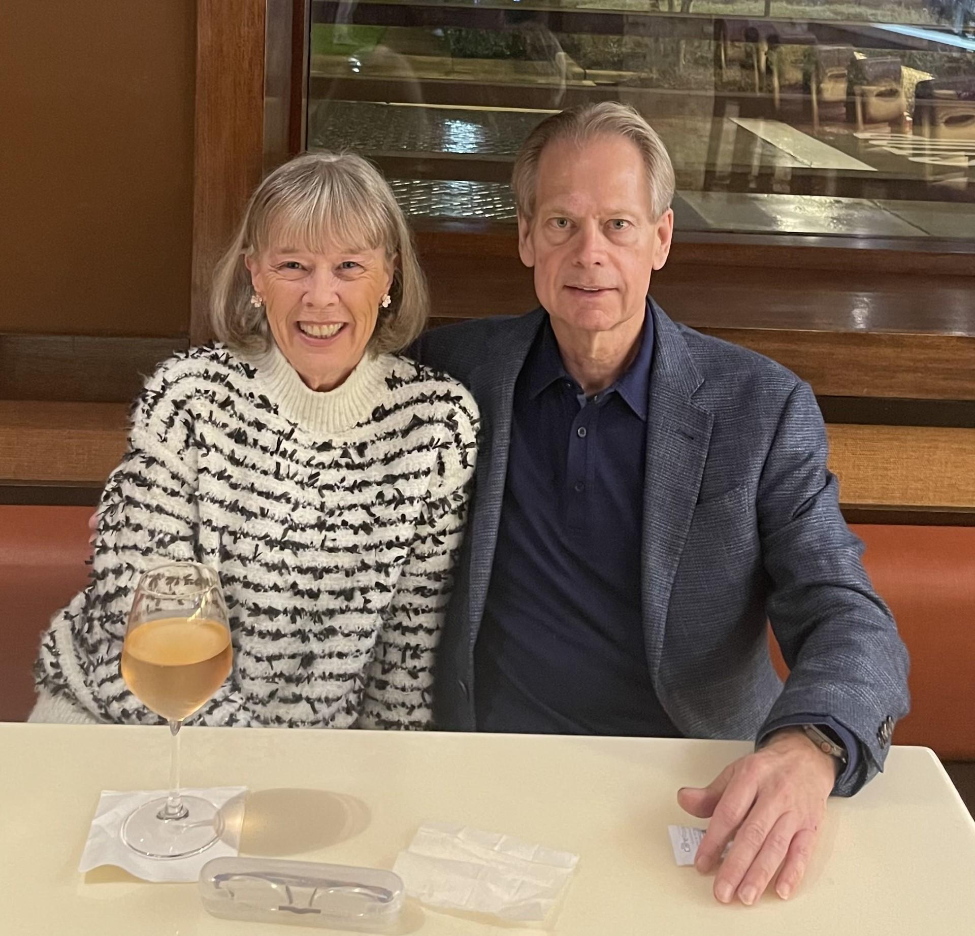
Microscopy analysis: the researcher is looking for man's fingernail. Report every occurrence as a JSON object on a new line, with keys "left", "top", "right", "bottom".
{"left": 777, "top": 883, "right": 792, "bottom": 900}
{"left": 739, "top": 886, "right": 757, "bottom": 906}
{"left": 715, "top": 882, "right": 734, "bottom": 903}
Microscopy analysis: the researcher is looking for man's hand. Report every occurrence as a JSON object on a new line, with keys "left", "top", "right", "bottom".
{"left": 677, "top": 728, "right": 836, "bottom": 906}
{"left": 88, "top": 511, "right": 97, "bottom": 546}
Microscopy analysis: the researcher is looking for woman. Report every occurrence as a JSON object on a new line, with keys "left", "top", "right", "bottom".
{"left": 31, "top": 152, "right": 478, "bottom": 729}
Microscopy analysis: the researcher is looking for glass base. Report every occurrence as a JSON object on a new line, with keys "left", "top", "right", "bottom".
{"left": 121, "top": 795, "right": 224, "bottom": 859}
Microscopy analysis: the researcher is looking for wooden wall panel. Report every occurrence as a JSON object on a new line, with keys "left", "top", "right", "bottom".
{"left": 0, "top": 1, "right": 195, "bottom": 337}
{"left": 191, "top": 0, "right": 272, "bottom": 345}
{"left": 828, "top": 425, "right": 975, "bottom": 510}
{"left": 3, "top": 403, "right": 972, "bottom": 514}
{"left": 0, "top": 403, "right": 128, "bottom": 484}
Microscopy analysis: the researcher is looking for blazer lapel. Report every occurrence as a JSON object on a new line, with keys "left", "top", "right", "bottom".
{"left": 641, "top": 303, "right": 713, "bottom": 682}
{"left": 466, "top": 309, "right": 547, "bottom": 641}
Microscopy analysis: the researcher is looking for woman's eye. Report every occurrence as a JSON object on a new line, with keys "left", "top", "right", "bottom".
{"left": 280, "top": 261, "right": 303, "bottom": 271}
{"left": 339, "top": 260, "right": 361, "bottom": 271}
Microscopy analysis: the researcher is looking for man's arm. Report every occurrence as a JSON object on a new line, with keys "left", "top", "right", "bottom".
{"left": 756, "top": 379, "right": 909, "bottom": 790}
{"left": 680, "top": 379, "right": 909, "bottom": 906}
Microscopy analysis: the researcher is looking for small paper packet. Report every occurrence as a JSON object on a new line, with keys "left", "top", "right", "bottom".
{"left": 393, "top": 822, "right": 579, "bottom": 923}
{"left": 79, "top": 787, "right": 247, "bottom": 882}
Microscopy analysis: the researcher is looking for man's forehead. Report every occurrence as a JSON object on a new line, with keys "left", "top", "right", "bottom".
{"left": 533, "top": 136, "right": 653, "bottom": 215}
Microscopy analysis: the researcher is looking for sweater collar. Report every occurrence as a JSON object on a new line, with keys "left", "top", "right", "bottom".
{"left": 245, "top": 339, "right": 389, "bottom": 434}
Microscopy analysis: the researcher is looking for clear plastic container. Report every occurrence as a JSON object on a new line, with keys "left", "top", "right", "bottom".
{"left": 199, "top": 856, "right": 405, "bottom": 931}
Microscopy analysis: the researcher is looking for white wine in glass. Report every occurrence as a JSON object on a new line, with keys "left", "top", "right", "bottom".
{"left": 119, "top": 562, "right": 233, "bottom": 859}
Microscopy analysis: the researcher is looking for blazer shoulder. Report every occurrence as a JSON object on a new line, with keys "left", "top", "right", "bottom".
{"left": 411, "top": 315, "right": 526, "bottom": 381}
{"left": 676, "top": 322, "right": 802, "bottom": 400}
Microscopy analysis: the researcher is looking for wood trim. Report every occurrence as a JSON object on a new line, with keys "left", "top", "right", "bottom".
{"left": 191, "top": 0, "right": 269, "bottom": 346}
{"left": 0, "top": 335, "right": 188, "bottom": 403}
{"left": 700, "top": 329, "right": 975, "bottom": 402}
{"left": 289, "top": 0, "right": 312, "bottom": 156}
{"left": 817, "top": 397, "right": 975, "bottom": 429}
{"left": 310, "top": 0, "right": 962, "bottom": 51}
{"left": 829, "top": 424, "right": 975, "bottom": 509}
{"left": 0, "top": 402, "right": 128, "bottom": 485}
{"left": 0, "top": 484, "right": 103, "bottom": 507}
{"left": 2, "top": 402, "right": 972, "bottom": 513}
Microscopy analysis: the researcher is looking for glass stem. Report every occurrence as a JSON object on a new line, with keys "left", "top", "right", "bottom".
{"left": 158, "top": 719, "right": 189, "bottom": 821}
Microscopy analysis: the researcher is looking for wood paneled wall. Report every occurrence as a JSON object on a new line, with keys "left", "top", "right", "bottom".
{"left": 0, "top": 1, "right": 196, "bottom": 337}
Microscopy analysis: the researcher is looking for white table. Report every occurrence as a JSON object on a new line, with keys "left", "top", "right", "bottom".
{"left": 2, "top": 724, "right": 974, "bottom": 935}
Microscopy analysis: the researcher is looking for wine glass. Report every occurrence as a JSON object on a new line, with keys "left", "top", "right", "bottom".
{"left": 119, "top": 562, "right": 233, "bottom": 859}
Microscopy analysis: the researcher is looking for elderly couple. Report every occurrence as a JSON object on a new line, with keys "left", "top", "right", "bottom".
{"left": 31, "top": 103, "right": 908, "bottom": 905}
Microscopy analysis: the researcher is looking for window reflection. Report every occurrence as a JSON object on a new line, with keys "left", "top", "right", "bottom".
{"left": 307, "top": 1, "right": 975, "bottom": 241}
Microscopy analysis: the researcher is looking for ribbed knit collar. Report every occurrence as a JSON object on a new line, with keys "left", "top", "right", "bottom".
{"left": 246, "top": 339, "right": 389, "bottom": 434}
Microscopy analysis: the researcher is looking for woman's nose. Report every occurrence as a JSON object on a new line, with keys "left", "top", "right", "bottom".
{"left": 304, "top": 268, "right": 339, "bottom": 307}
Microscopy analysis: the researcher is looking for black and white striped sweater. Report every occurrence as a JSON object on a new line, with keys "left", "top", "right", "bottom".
{"left": 31, "top": 341, "right": 479, "bottom": 729}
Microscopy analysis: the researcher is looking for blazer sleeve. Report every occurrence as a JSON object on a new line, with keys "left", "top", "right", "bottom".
{"left": 756, "top": 380, "right": 910, "bottom": 796}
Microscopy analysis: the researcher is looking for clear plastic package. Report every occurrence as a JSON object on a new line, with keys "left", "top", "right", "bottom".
{"left": 199, "top": 856, "right": 405, "bottom": 931}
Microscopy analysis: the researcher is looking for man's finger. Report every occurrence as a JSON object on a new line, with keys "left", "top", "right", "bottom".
{"left": 708, "top": 798, "right": 780, "bottom": 902}
{"left": 693, "top": 771, "right": 758, "bottom": 876}
{"left": 88, "top": 512, "right": 97, "bottom": 532}
{"left": 677, "top": 785, "right": 720, "bottom": 819}
{"left": 774, "top": 827, "right": 817, "bottom": 900}
{"left": 677, "top": 763, "right": 733, "bottom": 819}
{"left": 734, "top": 813, "right": 798, "bottom": 905}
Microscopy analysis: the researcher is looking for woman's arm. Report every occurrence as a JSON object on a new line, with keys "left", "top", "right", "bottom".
{"left": 31, "top": 366, "right": 202, "bottom": 724}
{"left": 358, "top": 402, "right": 478, "bottom": 730}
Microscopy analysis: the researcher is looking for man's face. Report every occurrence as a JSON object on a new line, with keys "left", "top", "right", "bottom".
{"left": 518, "top": 134, "right": 673, "bottom": 339}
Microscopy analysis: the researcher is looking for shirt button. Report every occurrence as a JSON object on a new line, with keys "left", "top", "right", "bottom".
{"left": 574, "top": 481, "right": 585, "bottom": 493}
{"left": 576, "top": 426, "right": 587, "bottom": 438}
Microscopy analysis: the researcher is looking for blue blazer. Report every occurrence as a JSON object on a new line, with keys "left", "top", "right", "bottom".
{"left": 411, "top": 301, "right": 910, "bottom": 796}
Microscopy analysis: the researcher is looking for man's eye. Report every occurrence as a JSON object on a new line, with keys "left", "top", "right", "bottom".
{"left": 610, "top": 219, "right": 629, "bottom": 231}
{"left": 552, "top": 218, "right": 569, "bottom": 229}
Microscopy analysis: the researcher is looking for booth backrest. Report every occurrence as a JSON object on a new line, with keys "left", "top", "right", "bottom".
{"left": 1, "top": 506, "right": 972, "bottom": 759}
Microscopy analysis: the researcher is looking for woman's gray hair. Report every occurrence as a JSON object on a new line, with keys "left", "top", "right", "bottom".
{"left": 210, "top": 152, "right": 428, "bottom": 354}
{"left": 511, "top": 102, "right": 676, "bottom": 222}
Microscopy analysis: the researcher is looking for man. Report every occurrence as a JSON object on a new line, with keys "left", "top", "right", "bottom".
{"left": 412, "top": 102, "right": 909, "bottom": 906}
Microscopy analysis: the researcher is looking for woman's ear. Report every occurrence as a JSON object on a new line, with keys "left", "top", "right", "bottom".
{"left": 244, "top": 252, "right": 264, "bottom": 294}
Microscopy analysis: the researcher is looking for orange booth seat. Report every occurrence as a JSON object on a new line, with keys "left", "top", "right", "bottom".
{"left": 1, "top": 506, "right": 973, "bottom": 760}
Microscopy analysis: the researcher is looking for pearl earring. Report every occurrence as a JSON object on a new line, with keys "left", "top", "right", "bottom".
{"left": 250, "top": 291, "right": 265, "bottom": 308}
{"left": 381, "top": 293, "right": 392, "bottom": 309}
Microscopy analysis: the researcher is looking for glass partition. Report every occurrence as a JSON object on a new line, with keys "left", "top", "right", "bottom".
{"left": 306, "top": 1, "right": 975, "bottom": 242}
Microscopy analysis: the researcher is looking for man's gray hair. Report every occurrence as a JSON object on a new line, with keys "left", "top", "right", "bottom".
{"left": 210, "top": 152, "right": 428, "bottom": 354}
{"left": 511, "top": 102, "right": 676, "bottom": 222}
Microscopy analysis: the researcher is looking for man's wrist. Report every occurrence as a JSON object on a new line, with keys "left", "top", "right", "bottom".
{"left": 763, "top": 726, "right": 843, "bottom": 780}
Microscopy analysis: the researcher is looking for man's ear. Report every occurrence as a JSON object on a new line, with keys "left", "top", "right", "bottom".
{"left": 651, "top": 208, "right": 675, "bottom": 271}
{"left": 517, "top": 214, "right": 535, "bottom": 268}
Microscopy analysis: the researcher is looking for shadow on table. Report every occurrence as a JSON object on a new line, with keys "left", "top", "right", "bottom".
{"left": 238, "top": 787, "right": 371, "bottom": 856}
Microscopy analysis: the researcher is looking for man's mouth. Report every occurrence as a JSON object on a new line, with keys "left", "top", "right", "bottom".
{"left": 566, "top": 285, "right": 612, "bottom": 293}
{"left": 297, "top": 322, "right": 345, "bottom": 339}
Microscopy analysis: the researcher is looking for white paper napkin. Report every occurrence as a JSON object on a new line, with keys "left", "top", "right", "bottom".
{"left": 392, "top": 822, "right": 579, "bottom": 923}
{"left": 79, "top": 787, "right": 248, "bottom": 882}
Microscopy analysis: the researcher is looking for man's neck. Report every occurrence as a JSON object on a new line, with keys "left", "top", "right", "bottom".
{"left": 550, "top": 311, "right": 646, "bottom": 396}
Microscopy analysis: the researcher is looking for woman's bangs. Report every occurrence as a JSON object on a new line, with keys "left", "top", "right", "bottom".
{"left": 259, "top": 178, "right": 387, "bottom": 257}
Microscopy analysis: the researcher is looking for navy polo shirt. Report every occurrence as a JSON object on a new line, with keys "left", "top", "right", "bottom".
{"left": 475, "top": 306, "right": 680, "bottom": 737}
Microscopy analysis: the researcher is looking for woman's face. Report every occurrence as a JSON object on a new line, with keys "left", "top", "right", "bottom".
{"left": 246, "top": 240, "right": 393, "bottom": 391}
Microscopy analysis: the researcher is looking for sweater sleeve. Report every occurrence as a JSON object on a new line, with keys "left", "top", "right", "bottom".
{"left": 357, "top": 399, "right": 479, "bottom": 730}
{"left": 31, "top": 360, "right": 206, "bottom": 724}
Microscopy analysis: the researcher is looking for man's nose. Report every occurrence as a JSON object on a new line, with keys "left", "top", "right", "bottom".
{"left": 304, "top": 267, "right": 339, "bottom": 307}
{"left": 572, "top": 222, "right": 605, "bottom": 266}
